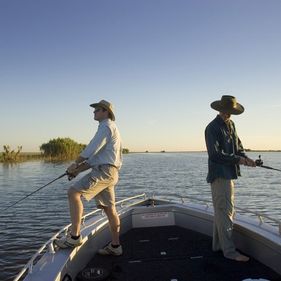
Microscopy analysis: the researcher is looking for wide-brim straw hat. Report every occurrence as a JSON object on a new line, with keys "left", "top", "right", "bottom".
{"left": 90, "top": 100, "right": 115, "bottom": 121}
{"left": 211, "top": 95, "right": 244, "bottom": 115}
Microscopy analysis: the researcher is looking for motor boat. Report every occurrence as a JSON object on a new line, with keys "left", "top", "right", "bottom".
{"left": 14, "top": 194, "right": 281, "bottom": 281}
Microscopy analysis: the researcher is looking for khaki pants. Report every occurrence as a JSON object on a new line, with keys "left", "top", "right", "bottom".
{"left": 211, "top": 178, "right": 239, "bottom": 259}
{"left": 73, "top": 165, "right": 118, "bottom": 208}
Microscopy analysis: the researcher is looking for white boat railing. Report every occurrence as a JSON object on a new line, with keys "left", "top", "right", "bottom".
{"left": 169, "top": 194, "right": 281, "bottom": 236}
{"left": 13, "top": 193, "right": 147, "bottom": 281}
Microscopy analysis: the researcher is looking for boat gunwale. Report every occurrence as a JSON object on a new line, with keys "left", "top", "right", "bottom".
{"left": 159, "top": 195, "right": 281, "bottom": 233}
{"left": 15, "top": 193, "right": 281, "bottom": 281}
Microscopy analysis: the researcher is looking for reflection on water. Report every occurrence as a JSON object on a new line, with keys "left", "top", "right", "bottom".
{"left": 1, "top": 152, "right": 281, "bottom": 280}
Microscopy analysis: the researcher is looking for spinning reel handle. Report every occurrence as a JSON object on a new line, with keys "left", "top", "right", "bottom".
{"left": 255, "top": 155, "right": 264, "bottom": 166}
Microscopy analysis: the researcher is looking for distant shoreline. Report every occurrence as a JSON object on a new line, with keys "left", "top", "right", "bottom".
{"left": 1, "top": 150, "right": 281, "bottom": 154}
{"left": 1, "top": 150, "right": 281, "bottom": 163}
{"left": 125, "top": 150, "right": 281, "bottom": 153}
{"left": 244, "top": 150, "right": 281, "bottom": 152}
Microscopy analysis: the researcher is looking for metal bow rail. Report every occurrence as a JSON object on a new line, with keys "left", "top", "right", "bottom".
{"left": 13, "top": 193, "right": 147, "bottom": 281}
{"left": 174, "top": 194, "right": 281, "bottom": 236}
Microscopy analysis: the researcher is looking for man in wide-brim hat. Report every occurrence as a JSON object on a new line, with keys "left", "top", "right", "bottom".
{"left": 205, "top": 95, "right": 256, "bottom": 262}
{"left": 90, "top": 99, "right": 116, "bottom": 121}
{"left": 55, "top": 99, "right": 123, "bottom": 256}
{"left": 210, "top": 95, "right": 245, "bottom": 115}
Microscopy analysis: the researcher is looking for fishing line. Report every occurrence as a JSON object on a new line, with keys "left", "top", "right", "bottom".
{"left": 2, "top": 161, "right": 87, "bottom": 211}
{"left": 2, "top": 172, "right": 68, "bottom": 211}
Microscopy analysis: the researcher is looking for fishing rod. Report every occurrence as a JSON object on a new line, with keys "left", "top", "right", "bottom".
{"left": 255, "top": 155, "right": 281, "bottom": 172}
{"left": 2, "top": 172, "right": 69, "bottom": 211}
{"left": 2, "top": 161, "right": 87, "bottom": 211}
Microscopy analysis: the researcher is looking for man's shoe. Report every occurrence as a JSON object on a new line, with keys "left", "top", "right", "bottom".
{"left": 225, "top": 253, "right": 250, "bottom": 262}
{"left": 234, "top": 254, "right": 250, "bottom": 262}
{"left": 54, "top": 234, "right": 82, "bottom": 249}
{"left": 98, "top": 243, "right": 123, "bottom": 256}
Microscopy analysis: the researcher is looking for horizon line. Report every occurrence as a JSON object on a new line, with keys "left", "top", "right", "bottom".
{"left": 3, "top": 149, "right": 280, "bottom": 154}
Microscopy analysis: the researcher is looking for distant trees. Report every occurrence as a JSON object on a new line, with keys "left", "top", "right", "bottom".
{"left": 40, "top": 138, "right": 86, "bottom": 160}
{"left": 1, "top": 138, "right": 129, "bottom": 163}
{"left": 1, "top": 145, "right": 22, "bottom": 162}
{"left": 40, "top": 139, "right": 129, "bottom": 159}
{"left": 122, "top": 148, "right": 129, "bottom": 154}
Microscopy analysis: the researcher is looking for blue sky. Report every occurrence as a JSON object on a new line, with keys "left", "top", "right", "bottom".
{"left": 1, "top": 0, "right": 281, "bottom": 152}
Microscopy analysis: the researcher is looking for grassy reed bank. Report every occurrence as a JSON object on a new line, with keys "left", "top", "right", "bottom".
{"left": 1, "top": 138, "right": 130, "bottom": 163}
{"left": 0, "top": 152, "right": 44, "bottom": 163}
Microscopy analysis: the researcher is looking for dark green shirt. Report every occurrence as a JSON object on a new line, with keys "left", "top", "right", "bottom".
{"left": 205, "top": 115, "right": 247, "bottom": 183}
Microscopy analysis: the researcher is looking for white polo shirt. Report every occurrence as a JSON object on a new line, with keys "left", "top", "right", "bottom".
{"left": 80, "top": 119, "right": 122, "bottom": 169}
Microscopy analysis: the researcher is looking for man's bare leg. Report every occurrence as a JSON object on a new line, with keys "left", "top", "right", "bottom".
{"left": 68, "top": 187, "right": 83, "bottom": 236}
{"left": 103, "top": 205, "right": 120, "bottom": 245}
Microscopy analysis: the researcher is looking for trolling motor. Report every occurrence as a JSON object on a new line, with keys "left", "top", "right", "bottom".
{"left": 255, "top": 155, "right": 281, "bottom": 172}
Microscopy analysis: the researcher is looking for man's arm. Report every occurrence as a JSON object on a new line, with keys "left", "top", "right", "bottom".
{"left": 80, "top": 126, "right": 109, "bottom": 159}
{"left": 205, "top": 125, "right": 241, "bottom": 165}
{"left": 67, "top": 126, "right": 110, "bottom": 177}
{"left": 67, "top": 161, "right": 91, "bottom": 178}
{"left": 67, "top": 156, "right": 88, "bottom": 174}
{"left": 236, "top": 133, "right": 256, "bottom": 167}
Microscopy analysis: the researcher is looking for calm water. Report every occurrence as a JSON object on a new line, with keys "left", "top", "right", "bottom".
{"left": 1, "top": 152, "right": 281, "bottom": 281}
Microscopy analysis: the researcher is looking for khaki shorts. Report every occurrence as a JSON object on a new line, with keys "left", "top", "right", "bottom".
{"left": 73, "top": 164, "right": 119, "bottom": 208}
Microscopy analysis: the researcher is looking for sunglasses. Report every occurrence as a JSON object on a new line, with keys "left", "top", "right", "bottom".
{"left": 94, "top": 107, "right": 107, "bottom": 113}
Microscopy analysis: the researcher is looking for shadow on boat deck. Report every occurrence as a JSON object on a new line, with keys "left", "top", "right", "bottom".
{"left": 76, "top": 226, "right": 281, "bottom": 281}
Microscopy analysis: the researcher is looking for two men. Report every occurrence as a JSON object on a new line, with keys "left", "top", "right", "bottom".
{"left": 205, "top": 95, "right": 256, "bottom": 262}
{"left": 55, "top": 100, "right": 123, "bottom": 256}
{"left": 56, "top": 95, "right": 256, "bottom": 262}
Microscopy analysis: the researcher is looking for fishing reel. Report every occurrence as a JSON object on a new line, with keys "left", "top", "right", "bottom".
{"left": 66, "top": 171, "right": 76, "bottom": 181}
{"left": 255, "top": 155, "right": 264, "bottom": 167}
{"left": 255, "top": 155, "right": 281, "bottom": 172}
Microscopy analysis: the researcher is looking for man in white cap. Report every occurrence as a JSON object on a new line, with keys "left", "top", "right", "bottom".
{"left": 55, "top": 100, "right": 123, "bottom": 256}
{"left": 205, "top": 95, "right": 256, "bottom": 262}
